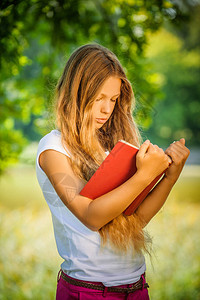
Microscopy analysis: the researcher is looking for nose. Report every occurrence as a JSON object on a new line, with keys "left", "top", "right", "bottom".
{"left": 101, "top": 100, "right": 112, "bottom": 114}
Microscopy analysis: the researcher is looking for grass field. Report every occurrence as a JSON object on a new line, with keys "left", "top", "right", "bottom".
{"left": 0, "top": 164, "right": 200, "bottom": 299}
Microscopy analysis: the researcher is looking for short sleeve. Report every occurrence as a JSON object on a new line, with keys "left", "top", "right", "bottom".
{"left": 36, "top": 129, "right": 71, "bottom": 176}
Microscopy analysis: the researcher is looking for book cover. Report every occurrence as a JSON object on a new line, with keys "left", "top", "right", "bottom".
{"left": 80, "top": 140, "right": 165, "bottom": 215}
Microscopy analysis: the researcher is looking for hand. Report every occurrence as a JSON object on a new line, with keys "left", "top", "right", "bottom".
{"left": 136, "top": 140, "right": 170, "bottom": 183}
{"left": 164, "top": 138, "right": 190, "bottom": 185}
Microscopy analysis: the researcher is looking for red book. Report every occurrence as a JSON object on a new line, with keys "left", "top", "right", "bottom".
{"left": 80, "top": 140, "right": 165, "bottom": 215}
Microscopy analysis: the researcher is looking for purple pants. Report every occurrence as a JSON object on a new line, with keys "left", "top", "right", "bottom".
{"left": 56, "top": 270, "right": 150, "bottom": 300}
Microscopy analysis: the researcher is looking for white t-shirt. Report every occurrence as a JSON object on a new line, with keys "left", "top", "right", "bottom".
{"left": 35, "top": 129, "right": 146, "bottom": 286}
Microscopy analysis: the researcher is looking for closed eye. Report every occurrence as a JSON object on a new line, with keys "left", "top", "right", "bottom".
{"left": 95, "top": 98, "right": 117, "bottom": 102}
{"left": 95, "top": 97, "right": 119, "bottom": 102}
{"left": 111, "top": 97, "right": 118, "bottom": 102}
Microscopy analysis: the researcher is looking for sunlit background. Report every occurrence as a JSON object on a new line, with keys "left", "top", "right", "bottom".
{"left": 0, "top": 0, "right": 200, "bottom": 299}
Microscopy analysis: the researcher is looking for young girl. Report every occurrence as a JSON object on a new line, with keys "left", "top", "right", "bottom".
{"left": 36, "top": 44, "right": 190, "bottom": 299}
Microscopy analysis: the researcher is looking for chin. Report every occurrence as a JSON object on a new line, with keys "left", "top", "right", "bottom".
{"left": 95, "top": 125, "right": 104, "bottom": 131}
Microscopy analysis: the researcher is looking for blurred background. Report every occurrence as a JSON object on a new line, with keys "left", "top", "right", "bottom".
{"left": 0, "top": 0, "right": 200, "bottom": 299}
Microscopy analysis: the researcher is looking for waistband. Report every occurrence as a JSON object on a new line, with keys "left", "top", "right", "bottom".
{"left": 57, "top": 269, "right": 149, "bottom": 294}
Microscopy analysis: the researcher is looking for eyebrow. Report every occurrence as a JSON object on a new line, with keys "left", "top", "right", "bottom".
{"left": 99, "top": 93, "right": 120, "bottom": 98}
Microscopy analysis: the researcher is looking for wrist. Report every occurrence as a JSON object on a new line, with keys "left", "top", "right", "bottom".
{"left": 135, "top": 170, "right": 153, "bottom": 186}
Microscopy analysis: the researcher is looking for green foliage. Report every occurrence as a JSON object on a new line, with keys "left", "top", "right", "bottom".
{"left": 144, "top": 28, "right": 200, "bottom": 147}
{"left": 0, "top": 0, "right": 199, "bottom": 173}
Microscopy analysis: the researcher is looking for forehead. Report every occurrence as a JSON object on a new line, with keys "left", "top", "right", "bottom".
{"left": 97, "top": 77, "right": 121, "bottom": 96}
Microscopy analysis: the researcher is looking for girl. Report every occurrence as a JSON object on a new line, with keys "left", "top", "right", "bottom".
{"left": 36, "top": 44, "right": 190, "bottom": 299}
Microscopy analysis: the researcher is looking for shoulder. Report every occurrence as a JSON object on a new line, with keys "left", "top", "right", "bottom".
{"left": 36, "top": 129, "right": 73, "bottom": 179}
{"left": 37, "top": 129, "right": 71, "bottom": 158}
{"left": 37, "top": 129, "right": 85, "bottom": 190}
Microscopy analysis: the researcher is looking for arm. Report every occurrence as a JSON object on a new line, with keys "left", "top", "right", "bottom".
{"left": 39, "top": 140, "right": 169, "bottom": 231}
{"left": 136, "top": 138, "right": 190, "bottom": 225}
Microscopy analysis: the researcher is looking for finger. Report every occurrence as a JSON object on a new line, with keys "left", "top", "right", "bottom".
{"left": 169, "top": 143, "right": 185, "bottom": 152}
{"left": 167, "top": 146, "right": 183, "bottom": 157}
{"left": 175, "top": 140, "right": 190, "bottom": 158}
{"left": 138, "top": 140, "right": 150, "bottom": 157}
{"left": 179, "top": 138, "right": 185, "bottom": 145}
{"left": 154, "top": 145, "right": 170, "bottom": 162}
{"left": 153, "top": 144, "right": 164, "bottom": 153}
{"left": 152, "top": 144, "right": 159, "bottom": 150}
{"left": 147, "top": 143, "right": 156, "bottom": 153}
{"left": 171, "top": 139, "right": 185, "bottom": 147}
{"left": 166, "top": 145, "right": 190, "bottom": 163}
{"left": 169, "top": 143, "right": 189, "bottom": 157}
{"left": 165, "top": 150, "right": 181, "bottom": 165}
{"left": 165, "top": 148, "right": 186, "bottom": 165}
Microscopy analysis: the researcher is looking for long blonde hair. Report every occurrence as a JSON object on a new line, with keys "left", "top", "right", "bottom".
{"left": 55, "top": 44, "right": 151, "bottom": 255}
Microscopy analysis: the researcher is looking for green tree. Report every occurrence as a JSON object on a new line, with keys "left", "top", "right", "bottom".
{"left": 143, "top": 6, "right": 200, "bottom": 147}
{"left": 0, "top": 0, "right": 198, "bottom": 173}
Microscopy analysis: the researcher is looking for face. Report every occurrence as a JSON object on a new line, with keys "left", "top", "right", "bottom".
{"left": 92, "top": 76, "right": 121, "bottom": 129}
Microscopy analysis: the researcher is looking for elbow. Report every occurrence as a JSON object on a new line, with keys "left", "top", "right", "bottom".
{"left": 85, "top": 223, "right": 99, "bottom": 231}
{"left": 83, "top": 218, "right": 103, "bottom": 231}
{"left": 81, "top": 212, "right": 101, "bottom": 231}
{"left": 83, "top": 204, "right": 105, "bottom": 232}
{"left": 83, "top": 217, "right": 104, "bottom": 232}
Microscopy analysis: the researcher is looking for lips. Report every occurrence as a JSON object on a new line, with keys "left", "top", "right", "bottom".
{"left": 96, "top": 118, "right": 108, "bottom": 124}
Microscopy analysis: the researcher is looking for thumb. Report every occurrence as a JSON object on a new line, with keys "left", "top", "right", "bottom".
{"left": 179, "top": 138, "right": 185, "bottom": 145}
{"left": 138, "top": 140, "right": 150, "bottom": 157}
